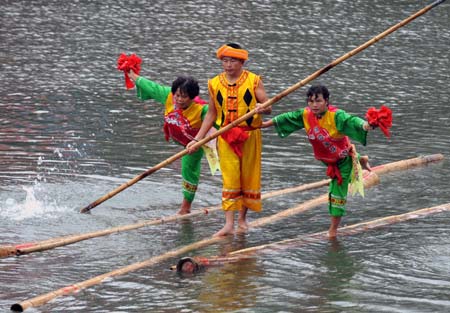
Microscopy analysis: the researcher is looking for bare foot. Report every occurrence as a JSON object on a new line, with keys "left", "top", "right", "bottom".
{"left": 213, "top": 225, "right": 234, "bottom": 237}
{"left": 328, "top": 216, "right": 341, "bottom": 239}
{"left": 177, "top": 199, "right": 192, "bottom": 215}
{"left": 328, "top": 230, "right": 338, "bottom": 239}
{"left": 359, "top": 155, "right": 372, "bottom": 171}
{"left": 237, "top": 208, "right": 248, "bottom": 231}
{"left": 237, "top": 219, "right": 249, "bottom": 231}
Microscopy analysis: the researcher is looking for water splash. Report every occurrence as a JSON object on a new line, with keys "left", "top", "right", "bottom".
{"left": 1, "top": 184, "right": 69, "bottom": 221}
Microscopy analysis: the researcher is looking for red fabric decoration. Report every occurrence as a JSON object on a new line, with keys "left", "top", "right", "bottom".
{"left": 117, "top": 53, "right": 142, "bottom": 89}
{"left": 220, "top": 127, "right": 250, "bottom": 158}
{"left": 326, "top": 163, "right": 343, "bottom": 185}
{"left": 194, "top": 96, "right": 207, "bottom": 105}
{"left": 365, "top": 105, "right": 393, "bottom": 138}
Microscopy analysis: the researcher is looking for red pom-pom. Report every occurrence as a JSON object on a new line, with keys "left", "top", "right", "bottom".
{"left": 365, "top": 105, "right": 392, "bottom": 138}
{"left": 117, "top": 53, "right": 142, "bottom": 89}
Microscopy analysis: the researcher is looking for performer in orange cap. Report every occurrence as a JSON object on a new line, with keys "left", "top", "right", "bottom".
{"left": 187, "top": 43, "right": 271, "bottom": 236}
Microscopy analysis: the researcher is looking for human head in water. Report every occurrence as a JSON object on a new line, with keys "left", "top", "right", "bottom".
{"left": 171, "top": 76, "right": 200, "bottom": 109}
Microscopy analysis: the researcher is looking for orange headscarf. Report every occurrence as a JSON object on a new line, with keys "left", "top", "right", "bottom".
{"left": 216, "top": 45, "right": 248, "bottom": 61}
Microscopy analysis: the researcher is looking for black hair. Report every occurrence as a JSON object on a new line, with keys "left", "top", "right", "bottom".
{"left": 306, "top": 84, "right": 330, "bottom": 102}
{"left": 226, "top": 42, "right": 243, "bottom": 49}
{"left": 171, "top": 76, "right": 200, "bottom": 99}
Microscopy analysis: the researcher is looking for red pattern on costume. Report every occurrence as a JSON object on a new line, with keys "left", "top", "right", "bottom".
{"left": 306, "top": 107, "right": 351, "bottom": 185}
{"left": 163, "top": 109, "right": 199, "bottom": 146}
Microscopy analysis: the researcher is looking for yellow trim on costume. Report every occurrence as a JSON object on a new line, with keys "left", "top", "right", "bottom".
{"left": 216, "top": 45, "right": 249, "bottom": 60}
{"left": 164, "top": 93, "right": 204, "bottom": 129}
{"left": 302, "top": 109, "right": 346, "bottom": 139}
{"left": 208, "top": 70, "right": 262, "bottom": 128}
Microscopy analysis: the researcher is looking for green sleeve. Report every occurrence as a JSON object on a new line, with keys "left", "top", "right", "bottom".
{"left": 201, "top": 105, "right": 208, "bottom": 121}
{"left": 273, "top": 109, "right": 305, "bottom": 138}
{"left": 335, "top": 109, "right": 368, "bottom": 146}
{"left": 135, "top": 76, "right": 171, "bottom": 104}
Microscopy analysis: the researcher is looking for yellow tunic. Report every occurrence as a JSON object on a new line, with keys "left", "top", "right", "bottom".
{"left": 208, "top": 70, "right": 263, "bottom": 212}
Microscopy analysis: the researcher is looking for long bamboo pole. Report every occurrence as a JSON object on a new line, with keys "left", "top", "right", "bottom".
{"left": 229, "top": 203, "right": 450, "bottom": 257}
{"left": 9, "top": 150, "right": 447, "bottom": 311}
{"left": 176, "top": 202, "right": 450, "bottom": 270}
{"left": 1, "top": 154, "right": 442, "bottom": 259}
{"left": 11, "top": 172, "right": 380, "bottom": 312}
{"left": 80, "top": 0, "right": 447, "bottom": 214}
{"left": 170, "top": 203, "right": 450, "bottom": 272}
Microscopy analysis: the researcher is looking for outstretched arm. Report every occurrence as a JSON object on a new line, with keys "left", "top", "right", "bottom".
{"left": 260, "top": 119, "right": 274, "bottom": 128}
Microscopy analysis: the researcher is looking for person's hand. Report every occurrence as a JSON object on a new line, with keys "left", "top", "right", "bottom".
{"left": 186, "top": 139, "right": 200, "bottom": 154}
{"left": 128, "top": 70, "right": 139, "bottom": 82}
{"left": 255, "top": 103, "right": 272, "bottom": 114}
{"left": 363, "top": 121, "right": 377, "bottom": 131}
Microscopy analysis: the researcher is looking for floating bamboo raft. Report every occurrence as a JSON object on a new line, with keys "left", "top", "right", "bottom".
{"left": 9, "top": 169, "right": 380, "bottom": 312}
{"left": 10, "top": 151, "right": 445, "bottom": 311}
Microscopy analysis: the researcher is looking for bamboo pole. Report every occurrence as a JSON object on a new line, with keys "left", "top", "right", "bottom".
{"left": 181, "top": 202, "right": 450, "bottom": 268}
{"left": 1, "top": 154, "right": 442, "bottom": 259}
{"left": 9, "top": 151, "right": 446, "bottom": 311}
{"left": 79, "top": 0, "right": 447, "bottom": 214}
{"left": 227, "top": 203, "right": 450, "bottom": 257}
{"left": 0, "top": 178, "right": 330, "bottom": 259}
{"left": 10, "top": 170, "right": 380, "bottom": 312}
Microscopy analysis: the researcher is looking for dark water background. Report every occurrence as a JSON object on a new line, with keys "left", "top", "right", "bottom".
{"left": 1, "top": 0, "right": 449, "bottom": 312}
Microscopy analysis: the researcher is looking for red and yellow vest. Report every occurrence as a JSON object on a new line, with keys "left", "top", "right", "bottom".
{"left": 303, "top": 106, "right": 351, "bottom": 164}
{"left": 163, "top": 93, "right": 205, "bottom": 146}
{"left": 208, "top": 70, "right": 262, "bottom": 129}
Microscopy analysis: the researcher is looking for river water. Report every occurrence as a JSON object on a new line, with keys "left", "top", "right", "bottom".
{"left": 1, "top": 0, "right": 449, "bottom": 312}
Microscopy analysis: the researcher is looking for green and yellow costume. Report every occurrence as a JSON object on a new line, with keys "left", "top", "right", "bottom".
{"left": 135, "top": 76, "right": 208, "bottom": 203}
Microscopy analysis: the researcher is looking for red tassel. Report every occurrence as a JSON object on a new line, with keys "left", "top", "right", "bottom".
{"left": 365, "top": 105, "right": 393, "bottom": 138}
{"left": 117, "top": 53, "right": 142, "bottom": 89}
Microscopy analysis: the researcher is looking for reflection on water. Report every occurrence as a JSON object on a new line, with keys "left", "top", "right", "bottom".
{"left": 195, "top": 258, "right": 264, "bottom": 313}
{"left": 1, "top": 0, "right": 450, "bottom": 312}
{"left": 314, "top": 239, "right": 361, "bottom": 312}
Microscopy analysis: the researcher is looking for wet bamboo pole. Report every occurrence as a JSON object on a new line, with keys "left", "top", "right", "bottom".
{"left": 10, "top": 170, "right": 380, "bottom": 312}
{"left": 177, "top": 202, "right": 450, "bottom": 269}
{"left": 1, "top": 154, "right": 442, "bottom": 259}
{"left": 79, "top": 0, "right": 447, "bottom": 214}
{"left": 229, "top": 203, "right": 450, "bottom": 257}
